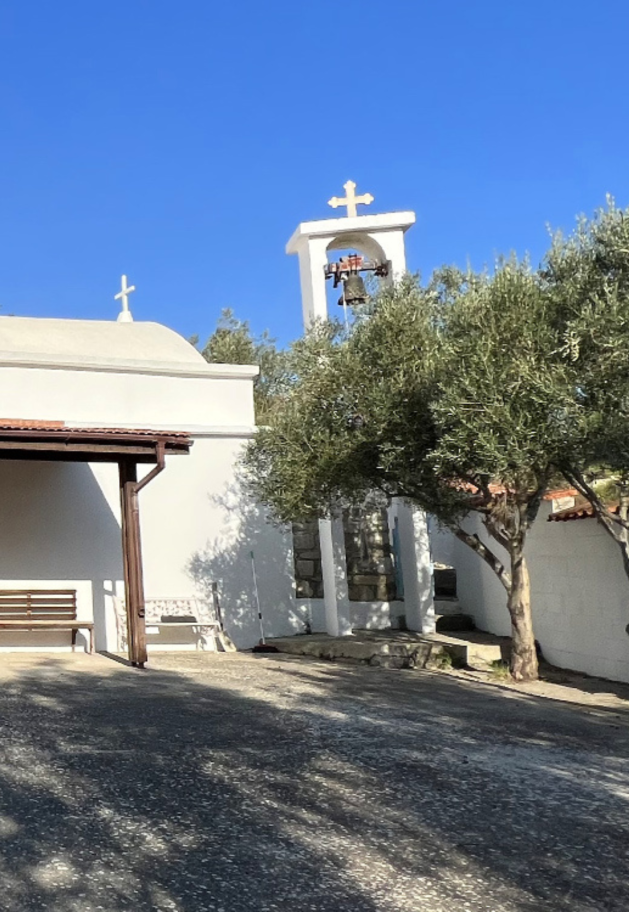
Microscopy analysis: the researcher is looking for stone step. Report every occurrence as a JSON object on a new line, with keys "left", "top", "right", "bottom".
{"left": 430, "top": 634, "right": 506, "bottom": 668}
{"left": 434, "top": 598, "right": 462, "bottom": 616}
{"left": 436, "top": 612, "right": 476, "bottom": 633}
{"left": 266, "top": 633, "right": 451, "bottom": 670}
{"left": 266, "top": 629, "right": 508, "bottom": 672}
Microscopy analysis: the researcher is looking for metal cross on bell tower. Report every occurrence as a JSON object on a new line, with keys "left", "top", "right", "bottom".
{"left": 328, "top": 180, "right": 374, "bottom": 218}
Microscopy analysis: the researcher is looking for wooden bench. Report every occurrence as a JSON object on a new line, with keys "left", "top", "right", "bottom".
{"left": 0, "top": 589, "right": 94, "bottom": 653}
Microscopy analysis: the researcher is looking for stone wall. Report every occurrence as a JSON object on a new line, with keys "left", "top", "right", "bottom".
{"left": 292, "top": 508, "right": 397, "bottom": 602}
{"left": 292, "top": 521, "right": 324, "bottom": 599}
{"left": 343, "top": 507, "right": 397, "bottom": 602}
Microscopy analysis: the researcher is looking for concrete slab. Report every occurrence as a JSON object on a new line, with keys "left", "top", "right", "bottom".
{"left": 267, "top": 629, "right": 508, "bottom": 670}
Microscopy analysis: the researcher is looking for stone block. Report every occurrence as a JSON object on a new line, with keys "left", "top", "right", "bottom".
{"left": 295, "top": 580, "right": 325, "bottom": 599}
{"left": 296, "top": 581, "right": 314, "bottom": 599}
{"left": 291, "top": 521, "right": 308, "bottom": 533}
{"left": 296, "top": 559, "right": 315, "bottom": 578}
{"left": 293, "top": 532, "right": 316, "bottom": 551}
{"left": 351, "top": 574, "right": 381, "bottom": 586}
{"left": 349, "top": 585, "right": 378, "bottom": 602}
{"left": 376, "top": 579, "right": 392, "bottom": 601}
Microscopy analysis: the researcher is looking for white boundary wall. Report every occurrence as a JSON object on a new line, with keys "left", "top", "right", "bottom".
{"left": 435, "top": 503, "right": 629, "bottom": 683}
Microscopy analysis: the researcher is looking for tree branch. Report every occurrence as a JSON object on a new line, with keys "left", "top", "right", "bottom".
{"left": 562, "top": 466, "right": 626, "bottom": 544}
{"left": 482, "top": 511, "right": 512, "bottom": 551}
{"left": 454, "top": 527, "right": 512, "bottom": 592}
{"left": 524, "top": 475, "right": 549, "bottom": 531}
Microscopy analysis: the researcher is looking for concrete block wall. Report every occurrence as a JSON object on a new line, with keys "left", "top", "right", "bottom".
{"left": 444, "top": 503, "right": 629, "bottom": 683}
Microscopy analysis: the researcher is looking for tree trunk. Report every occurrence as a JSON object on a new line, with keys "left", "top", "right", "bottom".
{"left": 507, "top": 546, "right": 538, "bottom": 681}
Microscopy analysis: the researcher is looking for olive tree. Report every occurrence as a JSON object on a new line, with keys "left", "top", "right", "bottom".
{"left": 545, "top": 202, "right": 629, "bottom": 580}
{"left": 198, "top": 308, "right": 289, "bottom": 424}
{"left": 245, "top": 265, "right": 575, "bottom": 681}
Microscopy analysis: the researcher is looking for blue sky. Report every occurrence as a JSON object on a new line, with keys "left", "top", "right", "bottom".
{"left": 0, "top": 1, "right": 627, "bottom": 347}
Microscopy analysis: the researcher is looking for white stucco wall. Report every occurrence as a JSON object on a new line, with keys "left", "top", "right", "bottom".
{"left": 0, "top": 327, "right": 299, "bottom": 654}
{"left": 447, "top": 504, "right": 629, "bottom": 683}
{"left": 141, "top": 436, "right": 302, "bottom": 650}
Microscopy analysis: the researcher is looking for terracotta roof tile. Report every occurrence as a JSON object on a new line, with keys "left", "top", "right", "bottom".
{"left": 548, "top": 503, "right": 619, "bottom": 522}
{"left": 457, "top": 481, "right": 577, "bottom": 501}
{"left": 0, "top": 421, "right": 190, "bottom": 440}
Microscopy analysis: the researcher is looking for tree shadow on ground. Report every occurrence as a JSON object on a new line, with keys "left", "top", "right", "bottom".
{"left": 0, "top": 653, "right": 627, "bottom": 912}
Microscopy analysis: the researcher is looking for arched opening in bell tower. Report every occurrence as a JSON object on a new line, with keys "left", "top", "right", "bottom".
{"left": 323, "top": 232, "right": 391, "bottom": 325}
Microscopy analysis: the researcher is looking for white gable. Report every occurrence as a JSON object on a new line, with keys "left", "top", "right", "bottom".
{"left": 0, "top": 316, "right": 211, "bottom": 374}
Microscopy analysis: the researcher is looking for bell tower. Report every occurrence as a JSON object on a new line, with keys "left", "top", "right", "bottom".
{"left": 286, "top": 181, "right": 416, "bottom": 326}
{"left": 286, "top": 185, "right": 435, "bottom": 639}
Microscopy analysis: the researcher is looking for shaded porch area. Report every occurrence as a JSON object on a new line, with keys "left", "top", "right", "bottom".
{"left": 0, "top": 421, "right": 191, "bottom": 665}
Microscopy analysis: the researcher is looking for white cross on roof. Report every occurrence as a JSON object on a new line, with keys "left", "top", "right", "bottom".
{"left": 115, "top": 275, "right": 136, "bottom": 323}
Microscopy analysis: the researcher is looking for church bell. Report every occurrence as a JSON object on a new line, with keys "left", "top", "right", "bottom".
{"left": 339, "top": 272, "right": 368, "bottom": 307}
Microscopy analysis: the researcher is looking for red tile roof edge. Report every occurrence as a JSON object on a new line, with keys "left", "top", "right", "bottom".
{"left": 0, "top": 421, "right": 191, "bottom": 440}
{"left": 548, "top": 503, "right": 619, "bottom": 522}
{"left": 457, "top": 481, "right": 577, "bottom": 501}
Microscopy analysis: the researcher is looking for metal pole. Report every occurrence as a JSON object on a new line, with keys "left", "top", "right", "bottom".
{"left": 341, "top": 282, "right": 350, "bottom": 333}
{"left": 250, "top": 550, "right": 265, "bottom": 644}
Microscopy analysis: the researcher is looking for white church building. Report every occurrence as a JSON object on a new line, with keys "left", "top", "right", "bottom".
{"left": 0, "top": 187, "right": 435, "bottom": 663}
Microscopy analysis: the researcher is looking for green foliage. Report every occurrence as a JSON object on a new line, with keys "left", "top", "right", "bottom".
{"left": 545, "top": 200, "right": 629, "bottom": 480}
{"left": 244, "top": 275, "right": 458, "bottom": 524}
{"left": 431, "top": 258, "right": 576, "bottom": 497}
{"left": 198, "top": 309, "right": 289, "bottom": 424}
{"left": 244, "top": 265, "right": 572, "bottom": 535}
{"left": 490, "top": 660, "right": 512, "bottom": 680}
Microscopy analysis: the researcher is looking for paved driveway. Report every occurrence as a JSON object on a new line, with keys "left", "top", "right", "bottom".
{"left": 0, "top": 652, "right": 627, "bottom": 912}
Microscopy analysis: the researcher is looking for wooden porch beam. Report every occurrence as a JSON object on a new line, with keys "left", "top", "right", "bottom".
{"left": 119, "top": 444, "right": 166, "bottom": 667}
{"left": 119, "top": 459, "right": 148, "bottom": 667}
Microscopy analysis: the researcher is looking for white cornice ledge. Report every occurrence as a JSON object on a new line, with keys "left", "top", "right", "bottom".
{"left": 286, "top": 211, "right": 416, "bottom": 254}
{"left": 0, "top": 351, "right": 260, "bottom": 380}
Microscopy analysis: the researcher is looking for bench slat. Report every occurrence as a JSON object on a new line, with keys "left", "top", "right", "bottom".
{"left": 0, "top": 600, "right": 76, "bottom": 611}
{"left": 0, "top": 620, "right": 94, "bottom": 627}
{"left": 0, "top": 597, "right": 77, "bottom": 603}
{"left": 0, "top": 600, "right": 77, "bottom": 606}
{"left": 0, "top": 590, "right": 77, "bottom": 597}
{"left": 0, "top": 589, "right": 78, "bottom": 621}
{"left": 0, "top": 611, "right": 76, "bottom": 621}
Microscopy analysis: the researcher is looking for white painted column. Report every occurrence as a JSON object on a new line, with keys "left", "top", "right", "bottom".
{"left": 393, "top": 500, "right": 435, "bottom": 634}
{"left": 369, "top": 230, "right": 408, "bottom": 279}
{"left": 296, "top": 237, "right": 331, "bottom": 326}
{"left": 319, "top": 516, "right": 352, "bottom": 637}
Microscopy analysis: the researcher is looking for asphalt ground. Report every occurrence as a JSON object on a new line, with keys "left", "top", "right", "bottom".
{"left": 0, "top": 651, "right": 627, "bottom": 912}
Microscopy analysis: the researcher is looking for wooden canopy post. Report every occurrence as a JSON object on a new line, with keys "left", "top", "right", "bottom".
{"left": 119, "top": 443, "right": 167, "bottom": 667}
{"left": 119, "top": 459, "right": 147, "bottom": 667}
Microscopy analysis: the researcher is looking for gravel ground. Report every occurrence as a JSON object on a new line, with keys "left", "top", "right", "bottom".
{"left": 0, "top": 651, "right": 627, "bottom": 912}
